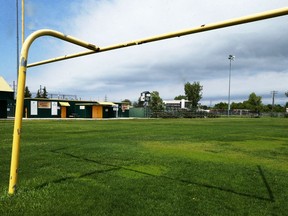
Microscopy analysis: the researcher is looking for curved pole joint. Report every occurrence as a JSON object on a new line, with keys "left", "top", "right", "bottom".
{"left": 8, "top": 29, "right": 98, "bottom": 195}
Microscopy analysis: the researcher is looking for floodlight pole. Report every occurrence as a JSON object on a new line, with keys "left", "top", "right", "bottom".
{"left": 228, "top": 55, "right": 235, "bottom": 117}
{"left": 8, "top": 29, "right": 99, "bottom": 195}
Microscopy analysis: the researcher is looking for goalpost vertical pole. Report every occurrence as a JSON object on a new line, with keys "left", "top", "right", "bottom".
{"left": 8, "top": 48, "right": 28, "bottom": 195}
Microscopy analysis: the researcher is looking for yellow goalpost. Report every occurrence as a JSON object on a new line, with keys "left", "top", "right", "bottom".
{"left": 8, "top": 7, "right": 288, "bottom": 195}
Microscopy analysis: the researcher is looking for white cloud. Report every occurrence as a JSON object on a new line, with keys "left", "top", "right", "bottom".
{"left": 25, "top": 0, "right": 288, "bottom": 103}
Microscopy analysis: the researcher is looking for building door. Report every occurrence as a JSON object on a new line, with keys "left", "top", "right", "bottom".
{"left": 0, "top": 100, "right": 7, "bottom": 118}
{"left": 92, "top": 106, "right": 103, "bottom": 118}
{"left": 61, "top": 106, "right": 67, "bottom": 118}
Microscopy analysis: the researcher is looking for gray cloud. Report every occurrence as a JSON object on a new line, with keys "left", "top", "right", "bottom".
{"left": 23, "top": 0, "right": 288, "bottom": 104}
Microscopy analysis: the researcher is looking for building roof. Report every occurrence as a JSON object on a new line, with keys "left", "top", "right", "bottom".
{"left": 59, "top": 102, "right": 70, "bottom": 107}
{"left": 97, "top": 102, "right": 117, "bottom": 106}
{"left": 75, "top": 102, "right": 117, "bottom": 106}
{"left": 0, "top": 76, "right": 13, "bottom": 92}
{"left": 163, "top": 100, "right": 188, "bottom": 104}
{"left": 75, "top": 102, "right": 98, "bottom": 106}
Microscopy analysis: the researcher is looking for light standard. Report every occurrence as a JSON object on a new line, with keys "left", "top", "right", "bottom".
{"left": 140, "top": 91, "right": 151, "bottom": 117}
{"left": 228, "top": 55, "right": 235, "bottom": 117}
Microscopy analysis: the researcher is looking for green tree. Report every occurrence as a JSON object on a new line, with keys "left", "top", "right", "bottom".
{"left": 174, "top": 95, "right": 186, "bottom": 100}
{"left": 262, "top": 104, "right": 271, "bottom": 112}
{"left": 36, "top": 90, "right": 41, "bottom": 98}
{"left": 184, "top": 81, "right": 203, "bottom": 109}
{"left": 273, "top": 104, "right": 285, "bottom": 112}
{"left": 121, "top": 99, "right": 132, "bottom": 106}
{"left": 36, "top": 86, "right": 48, "bottom": 98}
{"left": 214, "top": 102, "right": 228, "bottom": 110}
{"left": 149, "top": 91, "right": 164, "bottom": 112}
{"left": 262, "top": 104, "right": 285, "bottom": 113}
{"left": 246, "top": 92, "right": 262, "bottom": 112}
{"left": 231, "top": 102, "right": 246, "bottom": 110}
{"left": 135, "top": 97, "right": 145, "bottom": 107}
{"left": 42, "top": 86, "right": 48, "bottom": 98}
{"left": 24, "top": 86, "right": 32, "bottom": 98}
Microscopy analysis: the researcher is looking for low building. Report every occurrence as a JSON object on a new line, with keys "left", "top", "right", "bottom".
{"left": 163, "top": 99, "right": 190, "bottom": 111}
{"left": 0, "top": 76, "right": 14, "bottom": 118}
{"left": 23, "top": 98, "right": 129, "bottom": 119}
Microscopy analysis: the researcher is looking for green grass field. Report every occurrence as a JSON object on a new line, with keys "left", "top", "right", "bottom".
{"left": 1, "top": 118, "right": 288, "bottom": 215}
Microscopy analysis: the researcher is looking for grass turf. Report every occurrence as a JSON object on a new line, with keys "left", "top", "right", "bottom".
{"left": 1, "top": 118, "right": 288, "bottom": 215}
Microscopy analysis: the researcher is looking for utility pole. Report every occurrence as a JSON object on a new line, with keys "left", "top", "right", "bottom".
{"left": 271, "top": 90, "right": 278, "bottom": 113}
{"left": 16, "top": 0, "right": 19, "bottom": 92}
{"left": 22, "top": 0, "right": 25, "bottom": 45}
{"left": 15, "top": 0, "right": 25, "bottom": 98}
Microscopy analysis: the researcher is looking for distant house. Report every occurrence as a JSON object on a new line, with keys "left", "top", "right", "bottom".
{"left": 0, "top": 76, "right": 130, "bottom": 119}
{"left": 163, "top": 99, "right": 189, "bottom": 111}
{"left": 23, "top": 98, "right": 129, "bottom": 119}
{"left": 0, "top": 77, "right": 14, "bottom": 118}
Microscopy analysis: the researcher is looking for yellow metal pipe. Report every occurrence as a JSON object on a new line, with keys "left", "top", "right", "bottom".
{"left": 8, "top": 29, "right": 98, "bottom": 195}
{"left": 28, "top": 7, "right": 288, "bottom": 68}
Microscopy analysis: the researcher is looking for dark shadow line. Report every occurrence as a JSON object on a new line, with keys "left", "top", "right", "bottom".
{"left": 50, "top": 147, "right": 68, "bottom": 152}
{"left": 122, "top": 167, "right": 272, "bottom": 202}
{"left": 51, "top": 150, "right": 124, "bottom": 169}
{"left": 35, "top": 167, "right": 120, "bottom": 190}
{"left": 257, "top": 165, "right": 275, "bottom": 202}
{"left": 50, "top": 149, "right": 273, "bottom": 202}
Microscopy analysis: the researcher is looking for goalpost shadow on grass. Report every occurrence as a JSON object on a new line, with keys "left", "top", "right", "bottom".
{"left": 33, "top": 148, "right": 275, "bottom": 203}
{"left": 257, "top": 165, "right": 275, "bottom": 202}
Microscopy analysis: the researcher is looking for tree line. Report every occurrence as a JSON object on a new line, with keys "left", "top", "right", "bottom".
{"left": 24, "top": 86, "right": 48, "bottom": 98}
{"left": 213, "top": 92, "right": 287, "bottom": 113}
{"left": 138, "top": 82, "right": 288, "bottom": 113}
{"left": 134, "top": 81, "right": 203, "bottom": 112}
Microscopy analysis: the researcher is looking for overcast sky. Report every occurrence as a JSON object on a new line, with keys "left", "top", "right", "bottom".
{"left": 1, "top": 0, "right": 288, "bottom": 105}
